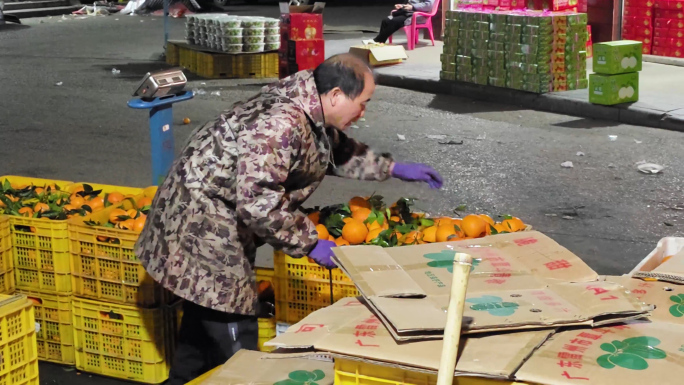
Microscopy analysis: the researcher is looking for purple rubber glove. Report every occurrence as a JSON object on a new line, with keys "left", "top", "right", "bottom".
{"left": 391, "top": 162, "right": 443, "bottom": 189}
{"left": 309, "top": 240, "right": 338, "bottom": 269}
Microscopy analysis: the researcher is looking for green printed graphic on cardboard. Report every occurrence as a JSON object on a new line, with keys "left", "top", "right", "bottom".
{"left": 597, "top": 337, "right": 667, "bottom": 370}
{"left": 488, "top": 50, "right": 506, "bottom": 62}
{"left": 593, "top": 41, "right": 643, "bottom": 75}
{"left": 491, "top": 33, "right": 508, "bottom": 43}
{"left": 456, "top": 55, "right": 472, "bottom": 65}
{"left": 566, "top": 13, "right": 588, "bottom": 26}
{"left": 474, "top": 21, "right": 490, "bottom": 34}
{"left": 472, "top": 38, "right": 489, "bottom": 51}
{"left": 668, "top": 293, "right": 684, "bottom": 317}
{"left": 488, "top": 41, "right": 505, "bottom": 51}
{"left": 467, "top": 295, "right": 519, "bottom": 316}
{"left": 508, "top": 15, "right": 526, "bottom": 26}
{"left": 423, "top": 250, "right": 480, "bottom": 273}
{"left": 274, "top": 370, "right": 326, "bottom": 385}
{"left": 489, "top": 66, "right": 508, "bottom": 78}
{"left": 506, "top": 24, "right": 523, "bottom": 37}
{"left": 472, "top": 75, "right": 488, "bottom": 85}
{"left": 490, "top": 13, "right": 508, "bottom": 25}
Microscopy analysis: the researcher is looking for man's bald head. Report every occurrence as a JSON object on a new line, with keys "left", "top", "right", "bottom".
{"left": 313, "top": 53, "right": 374, "bottom": 99}
{"left": 314, "top": 54, "right": 376, "bottom": 130}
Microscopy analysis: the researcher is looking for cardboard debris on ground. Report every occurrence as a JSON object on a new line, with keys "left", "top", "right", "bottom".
{"left": 517, "top": 275, "right": 684, "bottom": 385}
{"left": 199, "top": 350, "right": 334, "bottom": 385}
{"left": 629, "top": 237, "right": 684, "bottom": 284}
{"left": 349, "top": 43, "right": 407, "bottom": 66}
{"left": 332, "top": 231, "right": 652, "bottom": 340}
{"left": 266, "top": 297, "right": 554, "bottom": 380}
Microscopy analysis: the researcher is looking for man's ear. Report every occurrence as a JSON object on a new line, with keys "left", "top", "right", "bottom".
{"left": 329, "top": 87, "right": 342, "bottom": 107}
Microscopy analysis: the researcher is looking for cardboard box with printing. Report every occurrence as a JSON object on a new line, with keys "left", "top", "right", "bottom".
{"left": 332, "top": 231, "right": 652, "bottom": 340}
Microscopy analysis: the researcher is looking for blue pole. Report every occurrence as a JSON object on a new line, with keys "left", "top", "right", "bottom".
{"left": 128, "top": 91, "right": 194, "bottom": 186}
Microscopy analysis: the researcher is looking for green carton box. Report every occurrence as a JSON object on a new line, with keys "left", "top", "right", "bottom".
{"left": 593, "top": 41, "right": 643, "bottom": 75}
{"left": 589, "top": 72, "right": 639, "bottom": 105}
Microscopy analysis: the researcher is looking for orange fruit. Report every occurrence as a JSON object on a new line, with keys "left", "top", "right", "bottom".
{"left": 69, "top": 194, "right": 85, "bottom": 208}
{"left": 117, "top": 219, "right": 135, "bottom": 230}
{"left": 109, "top": 208, "right": 129, "bottom": 224}
{"left": 307, "top": 211, "right": 320, "bottom": 225}
{"left": 34, "top": 202, "right": 50, "bottom": 213}
{"left": 315, "top": 224, "right": 330, "bottom": 240}
{"left": 34, "top": 187, "right": 44, "bottom": 195}
{"left": 402, "top": 231, "right": 421, "bottom": 245}
{"left": 133, "top": 216, "right": 146, "bottom": 232}
{"left": 63, "top": 204, "right": 76, "bottom": 212}
{"left": 342, "top": 219, "right": 368, "bottom": 245}
{"left": 87, "top": 196, "right": 105, "bottom": 211}
{"left": 367, "top": 220, "right": 382, "bottom": 231}
{"left": 390, "top": 216, "right": 401, "bottom": 222}
{"left": 126, "top": 209, "right": 139, "bottom": 219}
{"left": 461, "top": 215, "right": 487, "bottom": 238}
{"left": 479, "top": 214, "right": 495, "bottom": 226}
{"left": 348, "top": 196, "right": 370, "bottom": 212}
{"left": 328, "top": 235, "right": 336, "bottom": 242}
{"left": 335, "top": 237, "right": 350, "bottom": 247}
{"left": 422, "top": 226, "right": 438, "bottom": 243}
{"left": 343, "top": 217, "right": 355, "bottom": 224}
{"left": 18, "top": 207, "right": 34, "bottom": 217}
{"left": 493, "top": 223, "right": 507, "bottom": 233}
{"left": 183, "top": 117, "right": 191, "bottom": 124}
{"left": 107, "top": 192, "right": 125, "bottom": 204}
{"left": 136, "top": 197, "right": 153, "bottom": 209}
{"left": 436, "top": 225, "right": 461, "bottom": 242}
{"left": 366, "top": 228, "right": 383, "bottom": 243}
{"left": 434, "top": 217, "right": 453, "bottom": 226}
{"left": 352, "top": 207, "right": 372, "bottom": 223}
{"left": 501, "top": 217, "right": 525, "bottom": 232}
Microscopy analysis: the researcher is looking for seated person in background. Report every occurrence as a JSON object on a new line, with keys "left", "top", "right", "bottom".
{"left": 373, "top": 0, "right": 436, "bottom": 44}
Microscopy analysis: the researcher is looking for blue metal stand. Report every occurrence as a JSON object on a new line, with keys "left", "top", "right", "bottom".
{"left": 128, "top": 91, "right": 194, "bottom": 186}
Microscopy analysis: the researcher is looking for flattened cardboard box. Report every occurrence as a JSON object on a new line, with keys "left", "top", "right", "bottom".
{"left": 601, "top": 275, "right": 684, "bottom": 326}
{"left": 333, "top": 231, "right": 652, "bottom": 340}
{"left": 200, "top": 350, "right": 334, "bottom": 385}
{"left": 629, "top": 236, "right": 684, "bottom": 284}
{"left": 266, "top": 297, "right": 554, "bottom": 380}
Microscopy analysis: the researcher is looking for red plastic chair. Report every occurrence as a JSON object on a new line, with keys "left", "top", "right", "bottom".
{"left": 388, "top": 0, "right": 441, "bottom": 51}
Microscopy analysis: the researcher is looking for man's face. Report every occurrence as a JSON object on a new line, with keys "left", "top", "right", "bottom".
{"left": 327, "top": 72, "right": 376, "bottom": 130}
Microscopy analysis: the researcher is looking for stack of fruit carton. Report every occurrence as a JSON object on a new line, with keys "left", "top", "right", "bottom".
{"left": 441, "top": 9, "right": 588, "bottom": 93}
{"left": 278, "top": 5, "right": 325, "bottom": 79}
{"left": 623, "top": 0, "right": 656, "bottom": 55}
{"left": 589, "top": 40, "right": 642, "bottom": 105}
{"left": 653, "top": 0, "right": 684, "bottom": 57}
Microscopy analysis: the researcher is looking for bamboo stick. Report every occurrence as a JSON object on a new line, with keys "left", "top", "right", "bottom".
{"left": 436, "top": 253, "right": 473, "bottom": 385}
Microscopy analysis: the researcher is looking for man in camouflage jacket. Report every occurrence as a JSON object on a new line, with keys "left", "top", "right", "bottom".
{"left": 135, "top": 54, "right": 443, "bottom": 383}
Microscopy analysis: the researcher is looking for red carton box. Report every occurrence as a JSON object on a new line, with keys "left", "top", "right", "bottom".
{"left": 670, "top": 46, "right": 684, "bottom": 56}
{"left": 623, "top": 22, "right": 654, "bottom": 36}
{"left": 632, "top": 16, "right": 653, "bottom": 26}
{"left": 655, "top": 27, "right": 670, "bottom": 36}
{"left": 642, "top": 43, "right": 653, "bottom": 53}
{"left": 670, "top": 28, "right": 684, "bottom": 37}
{"left": 656, "top": 18, "right": 684, "bottom": 28}
{"left": 652, "top": 46, "right": 671, "bottom": 55}
{"left": 285, "top": 39, "right": 325, "bottom": 69}
{"left": 625, "top": 6, "right": 655, "bottom": 17}
{"left": 654, "top": 36, "right": 672, "bottom": 45}
{"left": 655, "top": 0, "right": 684, "bottom": 9}
{"left": 279, "top": 2, "right": 325, "bottom": 41}
{"left": 672, "top": 37, "right": 684, "bottom": 46}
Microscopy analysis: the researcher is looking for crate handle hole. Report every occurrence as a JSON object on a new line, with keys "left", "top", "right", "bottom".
{"left": 28, "top": 297, "right": 43, "bottom": 306}
{"left": 100, "top": 311, "right": 124, "bottom": 321}
{"left": 13, "top": 225, "right": 35, "bottom": 233}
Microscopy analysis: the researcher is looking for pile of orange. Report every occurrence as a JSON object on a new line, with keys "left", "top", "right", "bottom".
{"left": 308, "top": 195, "right": 527, "bottom": 248}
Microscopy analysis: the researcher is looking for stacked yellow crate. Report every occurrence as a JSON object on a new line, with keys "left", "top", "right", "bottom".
{"left": 0, "top": 293, "right": 39, "bottom": 385}
{"left": 255, "top": 267, "right": 276, "bottom": 352}
{"left": 0, "top": 216, "right": 15, "bottom": 293}
{"left": 67, "top": 185, "right": 180, "bottom": 384}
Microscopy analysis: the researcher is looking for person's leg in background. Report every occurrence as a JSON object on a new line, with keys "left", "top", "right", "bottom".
{"left": 166, "top": 301, "right": 258, "bottom": 384}
{"left": 374, "top": 14, "right": 409, "bottom": 43}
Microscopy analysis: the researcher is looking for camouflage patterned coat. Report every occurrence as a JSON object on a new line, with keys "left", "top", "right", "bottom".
{"left": 135, "top": 70, "right": 394, "bottom": 315}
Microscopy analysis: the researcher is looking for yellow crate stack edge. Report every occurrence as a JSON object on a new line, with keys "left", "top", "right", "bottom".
{"left": 0, "top": 216, "right": 15, "bottom": 294}
{"left": 255, "top": 267, "right": 275, "bottom": 352}
{"left": 0, "top": 293, "right": 39, "bottom": 385}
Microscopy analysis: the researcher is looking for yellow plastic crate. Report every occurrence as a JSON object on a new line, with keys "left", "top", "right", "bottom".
{"left": 0, "top": 293, "right": 39, "bottom": 385}
{"left": 195, "top": 50, "right": 279, "bottom": 79}
{"left": 257, "top": 317, "right": 276, "bottom": 352}
{"left": 334, "top": 359, "right": 528, "bottom": 385}
{"left": 72, "top": 297, "right": 169, "bottom": 384}
{"left": 68, "top": 188, "right": 166, "bottom": 307}
{"left": 273, "top": 251, "right": 359, "bottom": 325}
{"left": 0, "top": 217, "right": 15, "bottom": 294}
{"left": 11, "top": 216, "right": 71, "bottom": 294}
{"left": 166, "top": 42, "right": 180, "bottom": 66}
{"left": 179, "top": 46, "right": 198, "bottom": 73}
{"left": 20, "top": 291, "right": 73, "bottom": 364}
